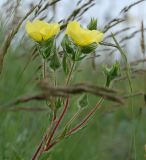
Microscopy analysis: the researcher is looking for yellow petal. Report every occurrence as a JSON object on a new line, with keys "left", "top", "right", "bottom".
{"left": 28, "top": 32, "right": 43, "bottom": 41}
{"left": 32, "top": 20, "right": 50, "bottom": 31}
{"left": 25, "top": 20, "right": 43, "bottom": 41}
{"left": 66, "top": 21, "right": 81, "bottom": 35}
{"left": 66, "top": 21, "right": 84, "bottom": 45}
{"left": 66, "top": 21, "right": 104, "bottom": 46}
{"left": 41, "top": 23, "right": 60, "bottom": 40}
{"left": 25, "top": 21, "right": 36, "bottom": 34}
{"left": 92, "top": 30, "right": 104, "bottom": 43}
{"left": 25, "top": 20, "right": 60, "bottom": 42}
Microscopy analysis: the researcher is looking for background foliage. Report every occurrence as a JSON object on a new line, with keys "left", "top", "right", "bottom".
{"left": 0, "top": 0, "right": 146, "bottom": 159}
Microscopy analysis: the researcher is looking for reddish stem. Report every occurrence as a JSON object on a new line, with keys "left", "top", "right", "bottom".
{"left": 44, "top": 99, "right": 102, "bottom": 151}
{"left": 44, "top": 96, "right": 70, "bottom": 151}
{"left": 44, "top": 140, "right": 58, "bottom": 151}
{"left": 32, "top": 140, "right": 44, "bottom": 160}
{"left": 67, "top": 100, "right": 102, "bottom": 135}
{"left": 31, "top": 112, "right": 56, "bottom": 160}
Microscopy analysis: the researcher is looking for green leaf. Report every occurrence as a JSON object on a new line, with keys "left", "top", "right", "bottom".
{"left": 78, "top": 94, "right": 88, "bottom": 109}
{"left": 61, "top": 35, "right": 75, "bottom": 55}
{"left": 49, "top": 47, "right": 60, "bottom": 71}
{"left": 62, "top": 54, "right": 69, "bottom": 74}
{"left": 75, "top": 55, "right": 86, "bottom": 61}
{"left": 55, "top": 98, "right": 63, "bottom": 110}
{"left": 59, "top": 126, "right": 70, "bottom": 140}
{"left": 72, "top": 47, "right": 86, "bottom": 61}
{"left": 74, "top": 47, "right": 82, "bottom": 61}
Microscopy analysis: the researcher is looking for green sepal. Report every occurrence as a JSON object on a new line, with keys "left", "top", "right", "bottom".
{"left": 75, "top": 55, "right": 86, "bottom": 61}
{"left": 72, "top": 47, "right": 87, "bottom": 61}
{"left": 49, "top": 45, "right": 60, "bottom": 71}
{"left": 37, "top": 37, "right": 55, "bottom": 60}
{"left": 62, "top": 54, "right": 69, "bottom": 75}
{"left": 87, "top": 18, "right": 98, "bottom": 30}
{"left": 61, "top": 35, "right": 86, "bottom": 61}
{"left": 61, "top": 35, "right": 75, "bottom": 55}
{"left": 78, "top": 94, "right": 88, "bottom": 109}
{"left": 55, "top": 98, "right": 63, "bottom": 110}
{"left": 103, "top": 61, "right": 120, "bottom": 87}
{"left": 59, "top": 126, "right": 70, "bottom": 140}
{"left": 80, "top": 42, "right": 98, "bottom": 54}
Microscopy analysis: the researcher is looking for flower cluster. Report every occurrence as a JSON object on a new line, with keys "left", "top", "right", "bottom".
{"left": 26, "top": 19, "right": 103, "bottom": 46}
{"left": 25, "top": 19, "right": 122, "bottom": 159}
{"left": 25, "top": 19, "right": 104, "bottom": 71}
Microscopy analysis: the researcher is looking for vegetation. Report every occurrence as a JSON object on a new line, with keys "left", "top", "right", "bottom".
{"left": 0, "top": 0, "right": 146, "bottom": 159}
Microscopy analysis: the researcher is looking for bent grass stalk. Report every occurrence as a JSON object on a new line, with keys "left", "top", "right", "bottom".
{"left": 112, "top": 34, "right": 136, "bottom": 160}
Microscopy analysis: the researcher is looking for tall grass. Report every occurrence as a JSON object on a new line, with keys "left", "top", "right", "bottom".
{"left": 0, "top": 0, "right": 146, "bottom": 159}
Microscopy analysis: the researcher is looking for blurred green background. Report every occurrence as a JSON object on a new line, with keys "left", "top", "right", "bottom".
{"left": 0, "top": 0, "right": 146, "bottom": 160}
{"left": 0, "top": 51, "right": 146, "bottom": 160}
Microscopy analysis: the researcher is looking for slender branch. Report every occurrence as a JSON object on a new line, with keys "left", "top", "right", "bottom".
{"left": 66, "top": 62, "right": 75, "bottom": 85}
{"left": 44, "top": 98, "right": 104, "bottom": 150}
{"left": 67, "top": 98, "right": 103, "bottom": 135}
{"left": 44, "top": 96, "right": 70, "bottom": 151}
{"left": 42, "top": 59, "right": 46, "bottom": 79}
{"left": 32, "top": 112, "right": 56, "bottom": 160}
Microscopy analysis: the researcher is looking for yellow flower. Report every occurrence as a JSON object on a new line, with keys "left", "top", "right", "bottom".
{"left": 66, "top": 21, "right": 103, "bottom": 46}
{"left": 25, "top": 20, "right": 60, "bottom": 42}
